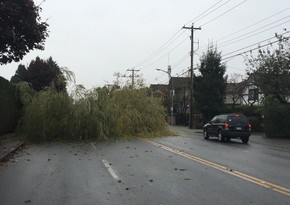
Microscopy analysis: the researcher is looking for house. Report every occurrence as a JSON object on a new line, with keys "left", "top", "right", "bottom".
{"left": 225, "top": 78, "right": 263, "bottom": 106}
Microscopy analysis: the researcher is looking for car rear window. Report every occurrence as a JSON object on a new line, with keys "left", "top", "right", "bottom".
{"left": 227, "top": 115, "right": 248, "bottom": 124}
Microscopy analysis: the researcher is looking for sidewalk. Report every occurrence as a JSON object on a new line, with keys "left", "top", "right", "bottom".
{"left": 0, "top": 133, "right": 24, "bottom": 162}
{"left": 169, "top": 125, "right": 290, "bottom": 150}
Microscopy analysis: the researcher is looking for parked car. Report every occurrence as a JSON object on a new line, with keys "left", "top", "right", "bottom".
{"left": 203, "top": 114, "right": 251, "bottom": 143}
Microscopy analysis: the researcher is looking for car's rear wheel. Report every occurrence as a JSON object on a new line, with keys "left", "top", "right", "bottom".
{"left": 204, "top": 129, "right": 209, "bottom": 139}
{"left": 218, "top": 131, "right": 224, "bottom": 142}
{"left": 241, "top": 136, "right": 249, "bottom": 144}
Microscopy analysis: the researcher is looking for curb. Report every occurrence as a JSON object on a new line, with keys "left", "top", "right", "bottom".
{"left": 0, "top": 142, "right": 25, "bottom": 162}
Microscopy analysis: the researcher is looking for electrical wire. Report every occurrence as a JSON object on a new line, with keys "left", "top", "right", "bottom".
{"left": 184, "top": 0, "right": 227, "bottom": 25}
{"left": 217, "top": 7, "right": 290, "bottom": 42}
{"left": 133, "top": 29, "right": 185, "bottom": 68}
{"left": 222, "top": 31, "right": 290, "bottom": 57}
{"left": 171, "top": 53, "right": 190, "bottom": 68}
{"left": 133, "top": 0, "right": 234, "bottom": 71}
{"left": 217, "top": 17, "right": 290, "bottom": 48}
{"left": 198, "top": 16, "right": 290, "bottom": 54}
{"left": 141, "top": 36, "right": 189, "bottom": 69}
{"left": 227, "top": 66, "right": 244, "bottom": 71}
{"left": 143, "top": 1, "right": 288, "bottom": 85}
{"left": 221, "top": 37, "right": 289, "bottom": 61}
{"left": 170, "top": 32, "right": 289, "bottom": 82}
{"left": 200, "top": 0, "right": 248, "bottom": 27}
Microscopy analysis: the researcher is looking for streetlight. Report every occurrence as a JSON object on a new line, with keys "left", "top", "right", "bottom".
{"left": 156, "top": 66, "right": 174, "bottom": 125}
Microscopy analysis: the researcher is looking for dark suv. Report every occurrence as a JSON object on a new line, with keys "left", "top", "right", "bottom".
{"left": 203, "top": 114, "right": 251, "bottom": 143}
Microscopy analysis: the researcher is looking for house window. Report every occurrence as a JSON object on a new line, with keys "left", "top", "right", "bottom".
{"left": 248, "top": 88, "right": 259, "bottom": 101}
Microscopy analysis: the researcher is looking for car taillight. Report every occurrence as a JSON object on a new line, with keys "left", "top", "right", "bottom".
{"left": 249, "top": 124, "right": 252, "bottom": 130}
{"left": 225, "top": 123, "right": 229, "bottom": 129}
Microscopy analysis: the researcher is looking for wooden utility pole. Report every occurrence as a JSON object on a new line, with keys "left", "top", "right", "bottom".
{"left": 182, "top": 24, "right": 201, "bottom": 129}
{"left": 126, "top": 68, "right": 140, "bottom": 89}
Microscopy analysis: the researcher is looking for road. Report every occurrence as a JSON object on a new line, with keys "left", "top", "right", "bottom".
{"left": 0, "top": 126, "right": 289, "bottom": 205}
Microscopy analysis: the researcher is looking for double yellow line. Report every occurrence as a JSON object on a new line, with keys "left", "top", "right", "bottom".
{"left": 142, "top": 139, "right": 290, "bottom": 197}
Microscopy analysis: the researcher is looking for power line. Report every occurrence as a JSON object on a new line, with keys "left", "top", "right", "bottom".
{"left": 198, "top": 16, "right": 290, "bottom": 54}
{"left": 227, "top": 66, "right": 244, "bottom": 71}
{"left": 217, "top": 7, "right": 290, "bottom": 42}
{"left": 184, "top": 0, "right": 227, "bottom": 25}
{"left": 217, "top": 16, "right": 290, "bottom": 48}
{"left": 222, "top": 31, "right": 290, "bottom": 57}
{"left": 133, "top": 30, "right": 185, "bottom": 68}
{"left": 221, "top": 37, "right": 289, "bottom": 61}
{"left": 152, "top": 29, "right": 289, "bottom": 85}
{"left": 132, "top": 0, "right": 234, "bottom": 71}
{"left": 171, "top": 53, "right": 190, "bottom": 68}
{"left": 141, "top": 36, "right": 189, "bottom": 69}
{"left": 200, "top": 0, "right": 248, "bottom": 27}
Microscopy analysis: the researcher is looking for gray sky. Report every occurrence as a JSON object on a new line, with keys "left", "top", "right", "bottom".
{"left": 1, "top": 0, "right": 290, "bottom": 89}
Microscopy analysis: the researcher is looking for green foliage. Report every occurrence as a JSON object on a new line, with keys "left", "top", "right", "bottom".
{"left": 194, "top": 46, "right": 227, "bottom": 123}
{"left": 111, "top": 88, "right": 167, "bottom": 136}
{"left": 246, "top": 34, "right": 290, "bottom": 135}
{"left": 246, "top": 34, "right": 290, "bottom": 104}
{"left": 11, "top": 57, "right": 67, "bottom": 92}
{"left": 19, "top": 87, "right": 72, "bottom": 142}
{"left": 0, "top": 0, "right": 48, "bottom": 64}
{"left": 262, "top": 97, "right": 290, "bottom": 138}
{"left": 17, "top": 86, "right": 167, "bottom": 142}
{"left": 0, "top": 77, "right": 18, "bottom": 135}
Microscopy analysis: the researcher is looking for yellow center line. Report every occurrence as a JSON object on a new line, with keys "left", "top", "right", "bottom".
{"left": 141, "top": 138, "right": 290, "bottom": 197}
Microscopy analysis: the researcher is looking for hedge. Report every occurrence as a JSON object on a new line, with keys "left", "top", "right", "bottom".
{"left": 263, "top": 98, "right": 290, "bottom": 138}
{"left": 0, "top": 77, "right": 18, "bottom": 135}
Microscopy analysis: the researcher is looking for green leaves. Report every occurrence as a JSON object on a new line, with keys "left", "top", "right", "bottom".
{"left": 194, "top": 47, "right": 227, "bottom": 123}
{"left": 246, "top": 34, "right": 290, "bottom": 104}
{"left": 263, "top": 97, "right": 290, "bottom": 137}
{"left": 17, "top": 86, "right": 167, "bottom": 142}
{"left": 0, "top": 0, "right": 48, "bottom": 64}
{"left": 11, "top": 57, "right": 67, "bottom": 92}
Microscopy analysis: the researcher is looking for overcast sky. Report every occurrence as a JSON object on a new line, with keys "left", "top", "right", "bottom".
{"left": 1, "top": 0, "right": 290, "bottom": 89}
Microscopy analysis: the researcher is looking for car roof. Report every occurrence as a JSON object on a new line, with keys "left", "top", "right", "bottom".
{"left": 219, "top": 113, "right": 246, "bottom": 117}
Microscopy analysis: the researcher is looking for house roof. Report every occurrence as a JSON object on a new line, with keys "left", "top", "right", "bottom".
{"left": 226, "top": 80, "right": 248, "bottom": 95}
{"left": 169, "top": 77, "right": 190, "bottom": 88}
{"left": 150, "top": 84, "right": 168, "bottom": 91}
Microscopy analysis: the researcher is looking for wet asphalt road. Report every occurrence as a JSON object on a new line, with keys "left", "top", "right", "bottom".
{"left": 0, "top": 127, "right": 290, "bottom": 205}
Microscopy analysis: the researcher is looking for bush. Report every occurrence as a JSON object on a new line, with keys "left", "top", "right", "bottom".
{"left": 18, "top": 87, "right": 72, "bottom": 142}
{"left": 263, "top": 98, "right": 290, "bottom": 138}
{"left": 0, "top": 77, "right": 18, "bottom": 135}
{"left": 17, "top": 86, "right": 168, "bottom": 142}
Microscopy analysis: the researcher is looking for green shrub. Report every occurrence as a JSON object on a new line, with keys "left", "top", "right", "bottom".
{"left": 0, "top": 77, "right": 18, "bottom": 135}
{"left": 17, "top": 86, "right": 167, "bottom": 142}
{"left": 19, "top": 87, "right": 72, "bottom": 142}
{"left": 263, "top": 97, "right": 290, "bottom": 138}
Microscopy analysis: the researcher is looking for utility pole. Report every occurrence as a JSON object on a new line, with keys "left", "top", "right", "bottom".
{"left": 182, "top": 23, "right": 201, "bottom": 129}
{"left": 126, "top": 68, "right": 140, "bottom": 89}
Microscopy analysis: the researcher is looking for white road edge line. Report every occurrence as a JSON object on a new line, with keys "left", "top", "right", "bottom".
{"left": 102, "top": 159, "right": 119, "bottom": 180}
{"left": 91, "top": 143, "right": 97, "bottom": 150}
